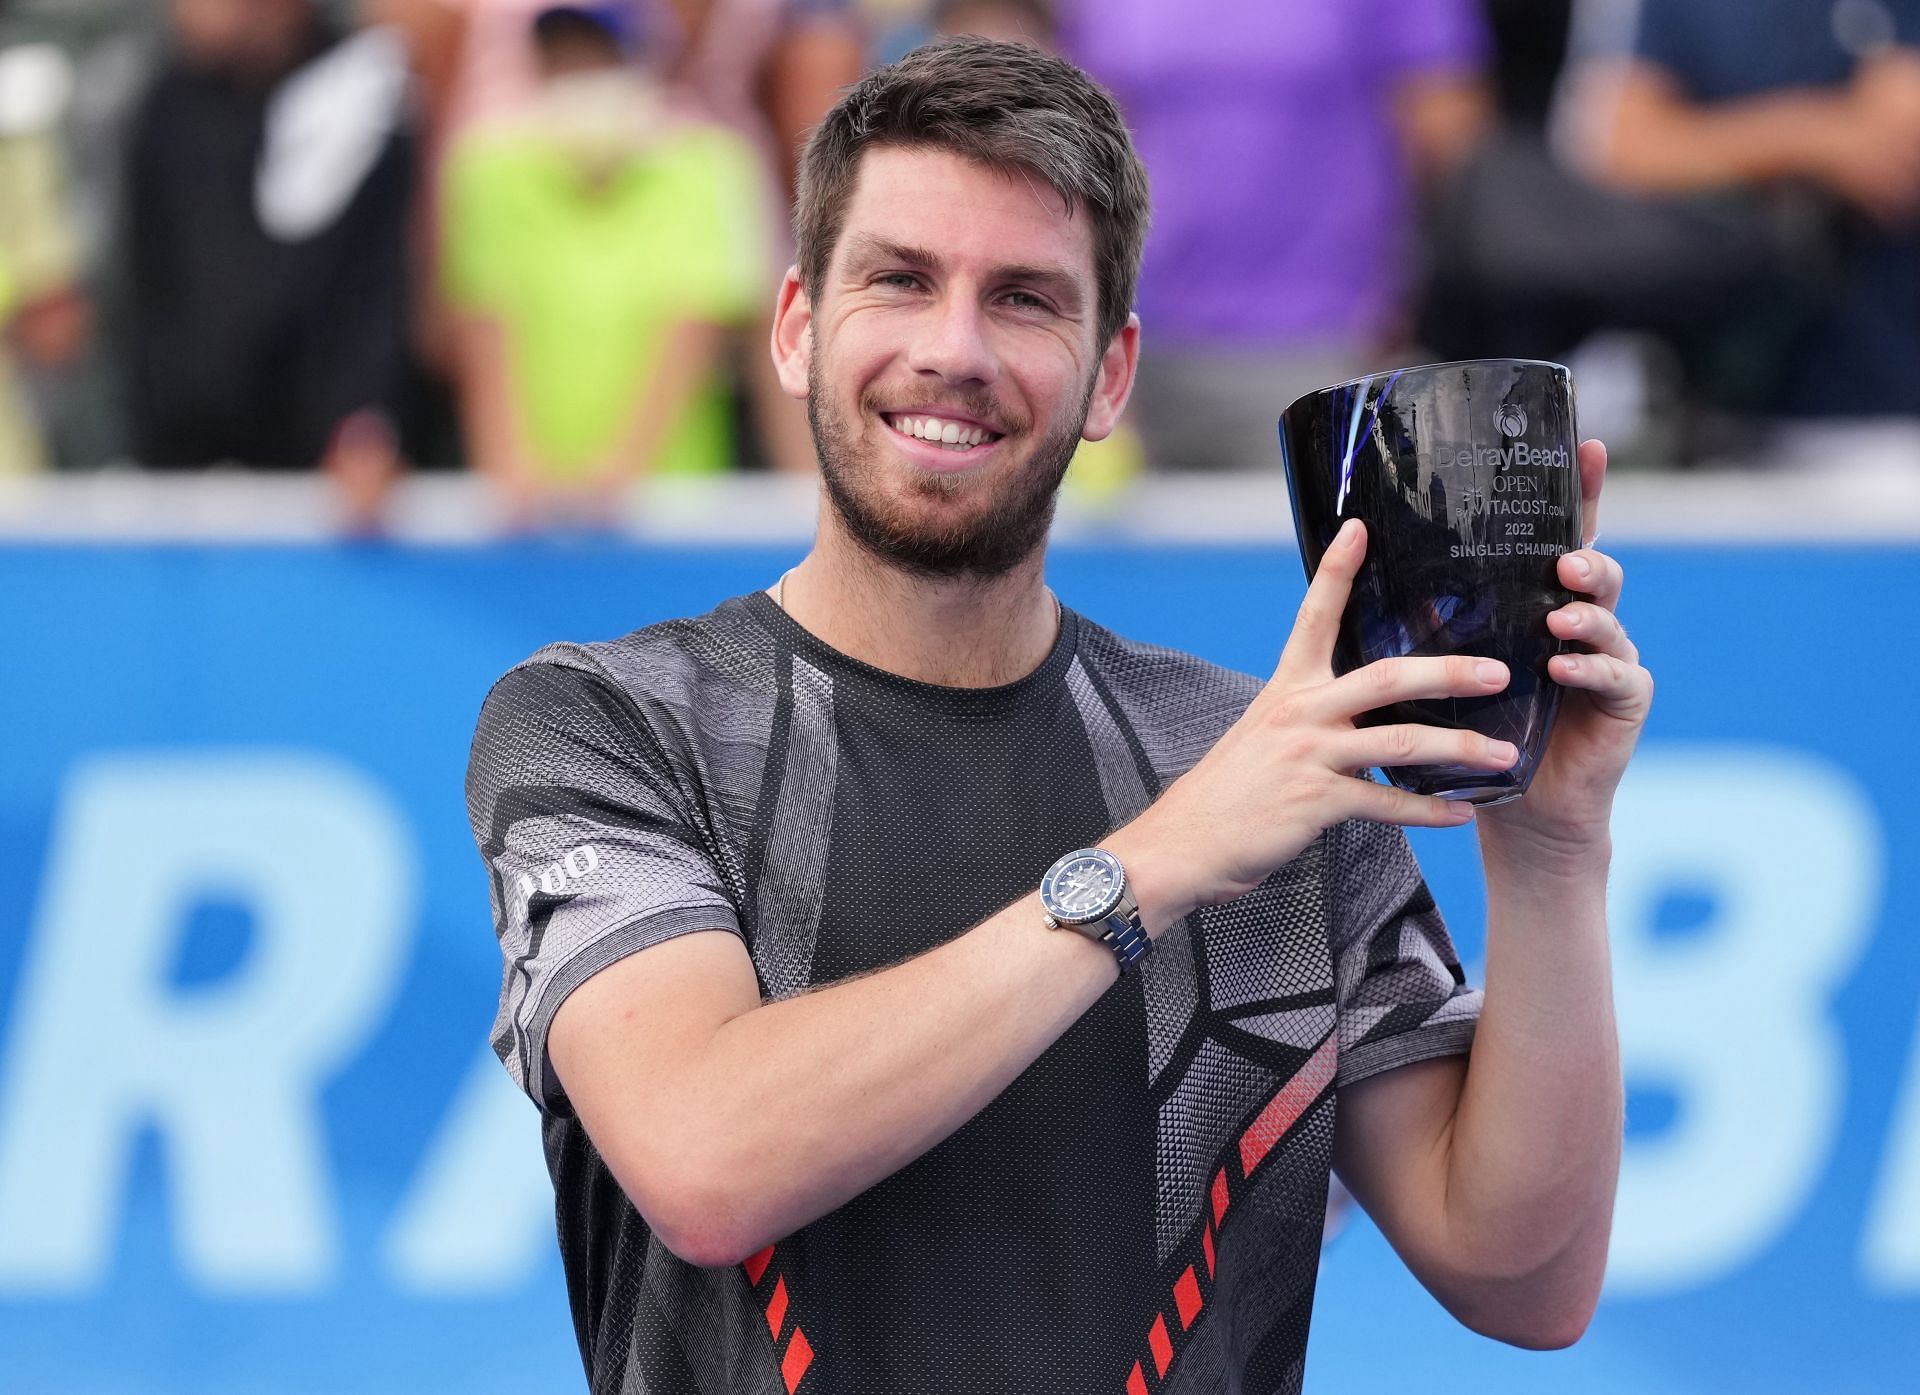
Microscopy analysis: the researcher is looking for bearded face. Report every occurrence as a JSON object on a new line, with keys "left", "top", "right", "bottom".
{"left": 806, "top": 349, "right": 1094, "bottom": 581}
{"left": 781, "top": 146, "right": 1132, "bottom": 585}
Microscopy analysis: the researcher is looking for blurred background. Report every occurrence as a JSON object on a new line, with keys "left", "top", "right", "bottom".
{"left": 0, "top": 0, "right": 1915, "bottom": 1391}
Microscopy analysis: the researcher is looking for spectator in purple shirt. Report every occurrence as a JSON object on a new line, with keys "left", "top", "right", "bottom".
{"left": 1060, "top": 0, "right": 1493, "bottom": 471}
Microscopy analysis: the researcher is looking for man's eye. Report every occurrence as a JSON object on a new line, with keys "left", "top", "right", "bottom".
{"left": 877, "top": 272, "right": 921, "bottom": 290}
{"left": 1002, "top": 290, "right": 1049, "bottom": 310}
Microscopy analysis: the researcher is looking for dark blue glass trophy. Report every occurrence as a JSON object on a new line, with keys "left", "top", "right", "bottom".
{"left": 1279, "top": 359, "right": 1582, "bottom": 804}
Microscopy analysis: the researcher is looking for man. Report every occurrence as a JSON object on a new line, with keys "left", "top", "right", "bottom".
{"left": 465, "top": 37, "right": 1650, "bottom": 1394}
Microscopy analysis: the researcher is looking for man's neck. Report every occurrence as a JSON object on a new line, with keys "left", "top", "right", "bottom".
{"left": 774, "top": 530, "right": 1060, "bottom": 689}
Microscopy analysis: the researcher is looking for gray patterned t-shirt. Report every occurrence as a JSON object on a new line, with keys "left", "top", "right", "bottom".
{"left": 464, "top": 591, "right": 1480, "bottom": 1395}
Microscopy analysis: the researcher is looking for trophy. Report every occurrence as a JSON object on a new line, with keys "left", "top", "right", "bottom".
{"left": 1278, "top": 359, "right": 1582, "bottom": 805}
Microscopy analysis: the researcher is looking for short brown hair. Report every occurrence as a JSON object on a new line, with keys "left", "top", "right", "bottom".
{"left": 793, "top": 36, "right": 1150, "bottom": 351}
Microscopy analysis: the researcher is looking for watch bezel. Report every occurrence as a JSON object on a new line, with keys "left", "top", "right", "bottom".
{"left": 1040, "top": 847, "right": 1127, "bottom": 926}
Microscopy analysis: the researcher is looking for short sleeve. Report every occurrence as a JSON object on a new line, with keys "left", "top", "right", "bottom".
{"left": 466, "top": 660, "right": 743, "bottom": 1114}
{"left": 1326, "top": 817, "right": 1481, "bottom": 1089}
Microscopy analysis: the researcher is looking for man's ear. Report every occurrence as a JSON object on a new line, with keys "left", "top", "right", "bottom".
{"left": 770, "top": 267, "right": 814, "bottom": 401}
{"left": 1081, "top": 313, "right": 1141, "bottom": 443}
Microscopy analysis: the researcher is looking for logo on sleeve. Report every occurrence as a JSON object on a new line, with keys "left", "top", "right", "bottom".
{"left": 518, "top": 843, "right": 601, "bottom": 900}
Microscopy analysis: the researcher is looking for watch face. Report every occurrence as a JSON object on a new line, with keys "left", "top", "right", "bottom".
{"left": 1044, "top": 850, "right": 1122, "bottom": 921}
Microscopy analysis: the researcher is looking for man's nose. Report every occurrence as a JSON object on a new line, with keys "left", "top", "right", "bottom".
{"left": 905, "top": 292, "right": 998, "bottom": 387}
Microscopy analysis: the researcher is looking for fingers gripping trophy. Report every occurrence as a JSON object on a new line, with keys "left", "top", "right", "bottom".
{"left": 1268, "top": 359, "right": 1652, "bottom": 841}
{"left": 1119, "top": 359, "right": 1652, "bottom": 914}
{"left": 1283, "top": 359, "right": 1583, "bottom": 805}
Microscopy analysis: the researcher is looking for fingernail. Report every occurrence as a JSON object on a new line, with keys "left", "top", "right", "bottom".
{"left": 1492, "top": 741, "right": 1517, "bottom": 761}
{"left": 1561, "top": 655, "right": 1582, "bottom": 675}
{"left": 1476, "top": 660, "right": 1506, "bottom": 682}
{"left": 1572, "top": 554, "right": 1593, "bottom": 578}
{"left": 1452, "top": 802, "right": 1476, "bottom": 820}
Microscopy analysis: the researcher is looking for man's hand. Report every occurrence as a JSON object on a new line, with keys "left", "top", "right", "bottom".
{"left": 1478, "top": 439, "right": 1654, "bottom": 865}
{"left": 1112, "top": 517, "right": 1516, "bottom": 927}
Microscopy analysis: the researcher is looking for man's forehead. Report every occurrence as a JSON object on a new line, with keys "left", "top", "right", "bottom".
{"left": 833, "top": 145, "right": 1096, "bottom": 286}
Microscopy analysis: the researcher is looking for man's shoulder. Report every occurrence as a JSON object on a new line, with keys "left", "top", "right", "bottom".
{"left": 481, "top": 593, "right": 780, "bottom": 735}
{"left": 1075, "top": 612, "right": 1262, "bottom": 696}
{"left": 1072, "top": 613, "right": 1263, "bottom": 753}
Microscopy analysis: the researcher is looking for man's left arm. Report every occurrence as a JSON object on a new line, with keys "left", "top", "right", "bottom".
{"left": 1332, "top": 439, "right": 1651, "bottom": 1348}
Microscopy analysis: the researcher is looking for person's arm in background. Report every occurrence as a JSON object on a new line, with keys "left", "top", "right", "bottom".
{"left": 364, "top": 0, "right": 468, "bottom": 133}
{"left": 312, "top": 107, "right": 417, "bottom": 524}
{"left": 758, "top": 4, "right": 865, "bottom": 199}
{"left": 587, "top": 125, "right": 796, "bottom": 487}
{"left": 0, "top": 129, "right": 90, "bottom": 417}
{"left": 450, "top": 313, "right": 544, "bottom": 509}
{"left": 748, "top": 4, "right": 863, "bottom": 474}
{"left": 1566, "top": 45, "right": 1920, "bottom": 225}
{"left": 1375, "top": 0, "right": 1493, "bottom": 358}
{"left": 1394, "top": 70, "right": 1494, "bottom": 187}
{"left": 588, "top": 317, "right": 727, "bottom": 487}
{"left": 1370, "top": 0, "right": 1495, "bottom": 185}
{"left": 440, "top": 134, "right": 549, "bottom": 516}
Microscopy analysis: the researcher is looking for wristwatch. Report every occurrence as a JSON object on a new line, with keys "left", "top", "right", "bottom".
{"left": 1040, "top": 847, "right": 1152, "bottom": 974}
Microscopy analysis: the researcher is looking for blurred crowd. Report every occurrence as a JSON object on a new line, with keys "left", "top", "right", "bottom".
{"left": 0, "top": 0, "right": 1915, "bottom": 529}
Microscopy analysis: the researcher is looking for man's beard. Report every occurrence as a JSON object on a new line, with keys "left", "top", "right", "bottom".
{"left": 807, "top": 355, "right": 1092, "bottom": 581}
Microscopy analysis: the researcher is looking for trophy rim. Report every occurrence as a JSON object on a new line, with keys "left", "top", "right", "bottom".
{"left": 1281, "top": 356, "right": 1572, "bottom": 422}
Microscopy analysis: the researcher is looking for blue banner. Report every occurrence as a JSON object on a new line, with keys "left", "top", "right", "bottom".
{"left": 0, "top": 541, "right": 1913, "bottom": 1393}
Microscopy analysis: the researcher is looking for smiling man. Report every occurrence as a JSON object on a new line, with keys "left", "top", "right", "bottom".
{"left": 465, "top": 36, "right": 1650, "bottom": 1395}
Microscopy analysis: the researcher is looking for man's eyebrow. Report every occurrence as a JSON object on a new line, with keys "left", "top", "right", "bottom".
{"left": 996, "top": 263, "right": 1087, "bottom": 313}
{"left": 844, "top": 235, "right": 1088, "bottom": 312}
{"left": 844, "top": 235, "right": 945, "bottom": 273}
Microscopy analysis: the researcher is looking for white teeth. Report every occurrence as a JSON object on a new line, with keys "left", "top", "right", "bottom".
{"left": 890, "top": 414, "right": 996, "bottom": 450}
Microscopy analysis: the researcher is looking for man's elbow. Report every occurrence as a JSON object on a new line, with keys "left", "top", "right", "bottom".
{"left": 611, "top": 1152, "right": 763, "bottom": 1271}
{"left": 1436, "top": 1250, "right": 1606, "bottom": 1350}
{"left": 654, "top": 1219, "right": 755, "bottom": 1272}
{"left": 1450, "top": 1275, "right": 1601, "bottom": 1351}
{"left": 1465, "top": 1301, "right": 1597, "bottom": 1351}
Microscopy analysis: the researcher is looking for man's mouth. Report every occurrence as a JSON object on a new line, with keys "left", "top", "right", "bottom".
{"left": 882, "top": 412, "right": 1006, "bottom": 453}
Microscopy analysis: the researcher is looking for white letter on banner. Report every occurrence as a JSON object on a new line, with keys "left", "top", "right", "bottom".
{"left": 1604, "top": 746, "right": 1881, "bottom": 1294}
{"left": 382, "top": 1048, "right": 555, "bottom": 1293}
{"left": 0, "top": 752, "right": 414, "bottom": 1293}
{"left": 1864, "top": 990, "right": 1920, "bottom": 1289}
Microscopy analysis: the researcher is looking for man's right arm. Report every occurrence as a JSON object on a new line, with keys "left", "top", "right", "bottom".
{"left": 548, "top": 883, "right": 1125, "bottom": 1269}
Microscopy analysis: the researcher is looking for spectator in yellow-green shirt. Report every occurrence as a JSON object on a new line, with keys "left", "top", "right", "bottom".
{"left": 442, "top": 3, "right": 773, "bottom": 525}
{"left": 0, "top": 114, "right": 87, "bottom": 475}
